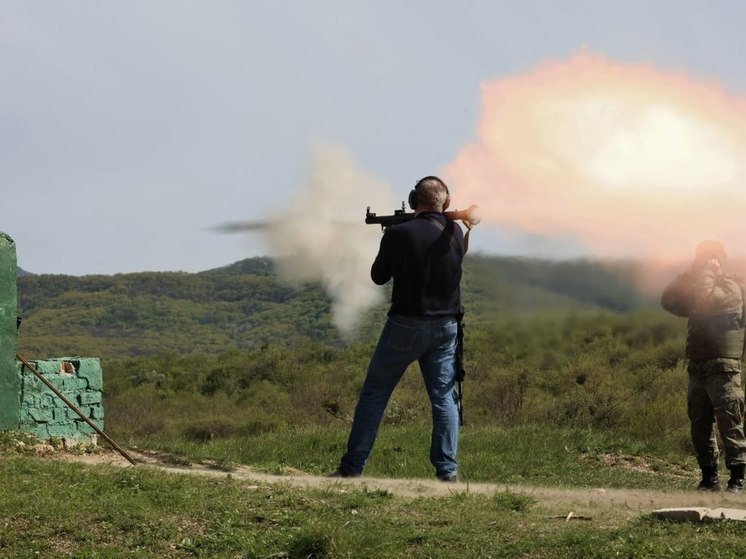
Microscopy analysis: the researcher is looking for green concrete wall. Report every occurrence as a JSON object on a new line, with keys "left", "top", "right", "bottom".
{"left": 0, "top": 232, "right": 105, "bottom": 444}
{"left": 17, "top": 357, "right": 104, "bottom": 441}
{"left": 0, "top": 233, "right": 19, "bottom": 430}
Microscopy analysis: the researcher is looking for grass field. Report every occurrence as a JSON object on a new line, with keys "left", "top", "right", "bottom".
{"left": 3, "top": 426, "right": 746, "bottom": 558}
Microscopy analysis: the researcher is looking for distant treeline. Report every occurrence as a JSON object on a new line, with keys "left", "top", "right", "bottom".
{"left": 16, "top": 255, "right": 659, "bottom": 360}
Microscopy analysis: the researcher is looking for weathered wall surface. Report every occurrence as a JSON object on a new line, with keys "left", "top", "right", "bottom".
{"left": 0, "top": 233, "right": 20, "bottom": 430}
{"left": 18, "top": 357, "right": 104, "bottom": 441}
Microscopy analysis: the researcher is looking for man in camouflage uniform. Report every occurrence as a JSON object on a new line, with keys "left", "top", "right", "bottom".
{"left": 661, "top": 240, "right": 746, "bottom": 492}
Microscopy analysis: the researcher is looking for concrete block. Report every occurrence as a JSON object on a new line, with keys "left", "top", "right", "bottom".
{"left": 78, "top": 392, "right": 101, "bottom": 405}
{"left": 704, "top": 508, "right": 746, "bottom": 522}
{"left": 30, "top": 424, "right": 49, "bottom": 439}
{"left": 47, "top": 376, "right": 65, "bottom": 391}
{"left": 20, "top": 374, "right": 41, "bottom": 392}
{"left": 31, "top": 361, "right": 64, "bottom": 375}
{"left": 75, "top": 358, "right": 103, "bottom": 390}
{"left": 23, "top": 393, "right": 40, "bottom": 407}
{"left": 64, "top": 377, "right": 89, "bottom": 390}
{"left": 651, "top": 508, "right": 709, "bottom": 522}
{"left": 23, "top": 370, "right": 65, "bottom": 392}
{"left": 76, "top": 419, "right": 103, "bottom": 434}
{"left": 76, "top": 357, "right": 102, "bottom": 374}
{"left": 47, "top": 423, "right": 76, "bottom": 439}
{"left": 652, "top": 507, "right": 746, "bottom": 523}
{"left": 28, "top": 408, "right": 53, "bottom": 423}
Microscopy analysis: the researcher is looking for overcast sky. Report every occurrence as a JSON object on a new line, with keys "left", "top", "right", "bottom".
{"left": 4, "top": 1, "right": 746, "bottom": 275}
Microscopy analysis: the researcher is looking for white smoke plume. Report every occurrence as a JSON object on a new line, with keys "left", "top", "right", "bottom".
{"left": 265, "top": 143, "right": 395, "bottom": 334}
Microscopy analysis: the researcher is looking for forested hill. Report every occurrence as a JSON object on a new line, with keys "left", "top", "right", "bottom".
{"left": 15, "top": 255, "right": 659, "bottom": 359}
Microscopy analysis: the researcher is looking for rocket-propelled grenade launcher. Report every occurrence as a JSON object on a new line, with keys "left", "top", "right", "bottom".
{"left": 365, "top": 203, "right": 481, "bottom": 230}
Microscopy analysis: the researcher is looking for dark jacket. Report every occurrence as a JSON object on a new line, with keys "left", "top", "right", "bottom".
{"left": 371, "top": 211, "right": 464, "bottom": 317}
{"left": 661, "top": 266, "right": 746, "bottom": 360}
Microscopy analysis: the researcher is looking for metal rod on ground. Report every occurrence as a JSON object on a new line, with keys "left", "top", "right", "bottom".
{"left": 16, "top": 353, "right": 137, "bottom": 466}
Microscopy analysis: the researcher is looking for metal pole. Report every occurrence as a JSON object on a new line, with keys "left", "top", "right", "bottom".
{"left": 16, "top": 353, "right": 137, "bottom": 466}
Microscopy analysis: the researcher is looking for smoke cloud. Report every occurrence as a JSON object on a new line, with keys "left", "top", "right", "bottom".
{"left": 262, "top": 53, "right": 746, "bottom": 331}
{"left": 265, "top": 143, "right": 395, "bottom": 334}
{"left": 444, "top": 51, "right": 746, "bottom": 264}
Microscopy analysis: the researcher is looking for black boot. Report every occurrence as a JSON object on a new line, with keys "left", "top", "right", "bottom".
{"left": 698, "top": 466, "right": 721, "bottom": 491}
{"left": 727, "top": 464, "right": 745, "bottom": 493}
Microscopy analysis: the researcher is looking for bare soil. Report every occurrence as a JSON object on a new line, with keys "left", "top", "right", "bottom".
{"left": 51, "top": 448, "right": 746, "bottom": 520}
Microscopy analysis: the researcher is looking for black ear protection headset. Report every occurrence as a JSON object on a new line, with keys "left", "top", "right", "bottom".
{"left": 408, "top": 176, "right": 451, "bottom": 211}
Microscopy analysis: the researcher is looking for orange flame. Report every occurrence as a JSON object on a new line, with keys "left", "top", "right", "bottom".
{"left": 445, "top": 52, "right": 746, "bottom": 262}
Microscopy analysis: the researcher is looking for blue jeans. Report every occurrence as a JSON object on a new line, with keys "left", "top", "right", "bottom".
{"left": 340, "top": 314, "right": 460, "bottom": 478}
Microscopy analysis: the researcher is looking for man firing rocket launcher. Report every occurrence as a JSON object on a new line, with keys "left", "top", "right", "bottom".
{"left": 330, "top": 177, "right": 473, "bottom": 482}
{"left": 359, "top": 185, "right": 479, "bottom": 429}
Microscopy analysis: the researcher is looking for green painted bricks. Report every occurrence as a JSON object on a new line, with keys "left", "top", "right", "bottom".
{"left": 17, "top": 357, "right": 104, "bottom": 441}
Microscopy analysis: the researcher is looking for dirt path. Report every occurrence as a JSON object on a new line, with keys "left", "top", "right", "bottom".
{"left": 53, "top": 449, "right": 746, "bottom": 519}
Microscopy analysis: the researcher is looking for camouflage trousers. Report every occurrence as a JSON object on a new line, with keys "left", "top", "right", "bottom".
{"left": 687, "top": 359, "right": 746, "bottom": 469}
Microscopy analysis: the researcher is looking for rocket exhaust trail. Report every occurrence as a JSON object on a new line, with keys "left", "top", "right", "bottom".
{"left": 208, "top": 220, "right": 271, "bottom": 233}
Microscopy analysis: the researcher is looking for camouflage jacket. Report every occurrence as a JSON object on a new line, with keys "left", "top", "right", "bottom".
{"left": 661, "top": 266, "right": 745, "bottom": 361}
